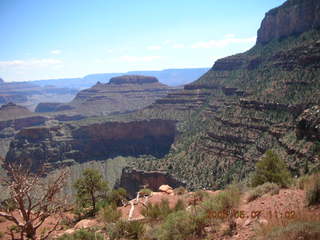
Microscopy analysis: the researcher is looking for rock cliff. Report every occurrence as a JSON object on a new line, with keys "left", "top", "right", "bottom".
{"left": 119, "top": 168, "right": 186, "bottom": 198}
{"left": 257, "top": 0, "right": 320, "bottom": 44}
{"left": 5, "top": 119, "right": 176, "bottom": 171}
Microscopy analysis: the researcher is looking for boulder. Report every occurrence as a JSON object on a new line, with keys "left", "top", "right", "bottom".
{"left": 159, "top": 185, "right": 173, "bottom": 194}
{"left": 74, "top": 219, "right": 98, "bottom": 229}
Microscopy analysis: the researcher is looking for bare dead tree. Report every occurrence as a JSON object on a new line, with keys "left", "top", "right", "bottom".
{"left": 0, "top": 163, "right": 69, "bottom": 240}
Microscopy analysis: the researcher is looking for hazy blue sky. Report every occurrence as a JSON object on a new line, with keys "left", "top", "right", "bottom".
{"left": 0, "top": 0, "right": 286, "bottom": 82}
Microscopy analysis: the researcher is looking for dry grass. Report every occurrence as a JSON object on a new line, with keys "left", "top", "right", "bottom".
{"left": 305, "top": 173, "right": 320, "bottom": 206}
{"left": 255, "top": 208, "right": 320, "bottom": 240}
{"left": 247, "top": 182, "right": 280, "bottom": 202}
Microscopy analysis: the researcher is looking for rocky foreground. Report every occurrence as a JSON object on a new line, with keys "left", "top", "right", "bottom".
{"left": 1, "top": 184, "right": 319, "bottom": 240}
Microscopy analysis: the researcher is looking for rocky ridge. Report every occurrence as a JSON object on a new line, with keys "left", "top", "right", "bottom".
{"left": 35, "top": 75, "right": 179, "bottom": 116}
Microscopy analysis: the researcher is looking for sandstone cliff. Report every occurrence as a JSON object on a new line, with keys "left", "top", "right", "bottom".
{"left": 257, "top": 0, "right": 320, "bottom": 44}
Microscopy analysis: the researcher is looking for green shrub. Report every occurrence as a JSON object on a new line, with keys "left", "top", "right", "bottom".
{"left": 251, "top": 150, "right": 291, "bottom": 187}
{"left": 57, "top": 229, "right": 104, "bottom": 240}
{"left": 305, "top": 173, "right": 320, "bottom": 206}
{"left": 0, "top": 231, "right": 4, "bottom": 239}
{"left": 204, "top": 185, "right": 240, "bottom": 211}
{"left": 73, "top": 168, "right": 109, "bottom": 216}
{"left": 155, "top": 210, "right": 207, "bottom": 240}
{"left": 173, "top": 199, "right": 186, "bottom": 212}
{"left": 141, "top": 198, "right": 186, "bottom": 221}
{"left": 108, "top": 220, "right": 145, "bottom": 240}
{"left": 247, "top": 182, "right": 280, "bottom": 202}
{"left": 174, "top": 186, "right": 187, "bottom": 195}
{"left": 107, "top": 188, "right": 128, "bottom": 206}
{"left": 139, "top": 188, "right": 152, "bottom": 197}
{"left": 99, "top": 203, "right": 122, "bottom": 223}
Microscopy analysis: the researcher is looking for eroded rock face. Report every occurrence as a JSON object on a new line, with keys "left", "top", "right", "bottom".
{"left": 119, "top": 168, "right": 185, "bottom": 198}
{"left": 5, "top": 119, "right": 176, "bottom": 171}
{"left": 257, "top": 0, "right": 320, "bottom": 44}
{"left": 296, "top": 105, "right": 320, "bottom": 140}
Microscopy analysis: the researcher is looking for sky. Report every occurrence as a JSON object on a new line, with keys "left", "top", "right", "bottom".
{"left": 0, "top": 0, "right": 286, "bottom": 82}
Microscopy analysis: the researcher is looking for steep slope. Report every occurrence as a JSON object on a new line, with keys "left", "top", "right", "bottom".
{"left": 125, "top": 0, "right": 320, "bottom": 190}
{"left": 35, "top": 75, "right": 179, "bottom": 116}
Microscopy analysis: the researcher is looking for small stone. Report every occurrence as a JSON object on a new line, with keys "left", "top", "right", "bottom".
{"left": 74, "top": 219, "right": 98, "bottom": 229}
{"left": 64, "top": 229, "right": 76, "bottom": 235}
{"left": 258, "top": 219, "right": 268, "bottom": 225}
{"left": 244, "top": 219, "right": 252, "bottom": 226}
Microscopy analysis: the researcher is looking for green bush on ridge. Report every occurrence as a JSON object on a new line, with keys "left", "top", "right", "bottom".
{"left": 251, "top": 150, "right": 291, "bottom": 188}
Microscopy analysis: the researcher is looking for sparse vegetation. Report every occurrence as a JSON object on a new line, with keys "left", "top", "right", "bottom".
{"left": 305, "top": 173, "right": 320, "bottom": 206}
{"left": 141, "top": 198, "right": 185, "bottom": 221}
{"left": 247, "top": 182, "right": 280, "bottom": 202}
{"left": 251, "top": 150, "right": 292, "bottom": 188}
{"left": 201, "top": 185, "right": 241, "bottom": 216}
{"left": 173, "top": 186, "right": 187, "bottom": 195}
{"left": 256, "top": 209, "right": 320, "bottom": 240}
{"left": 57, "top": 229, "right": 104, "bottom": 240}
{"left": 107, "top": 220, "right": 145, "bottom": 240}
{"left": 99, "top": 203, "right": 122, "bottom": 223}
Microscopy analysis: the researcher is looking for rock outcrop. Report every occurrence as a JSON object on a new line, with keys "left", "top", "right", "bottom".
{"left": 109, "top": 75, "right": 158, "bottom": 85}
{"left": 119, "top": 168, "right": 185, "bottom": 198}
{"left": 0, "top": 103, "right": 32, "bottom": 120}
{"left": 257, "top": 0, "right": 320, "bottom": 44}
{"left": 296, "top": 105, "right": 320, "bottom": 141}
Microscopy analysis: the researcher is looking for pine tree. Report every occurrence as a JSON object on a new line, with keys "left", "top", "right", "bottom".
{"left": 251, "top": 150, "right": 291, "bottom": 187}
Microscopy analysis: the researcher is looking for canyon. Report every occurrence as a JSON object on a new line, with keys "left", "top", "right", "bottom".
{"left": 1, "top": 0, "right": 320, "bottom": 198}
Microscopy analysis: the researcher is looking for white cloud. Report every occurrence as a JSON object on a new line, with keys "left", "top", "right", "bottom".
{"left": 192, "top": 36, "right": 256, "bottom": 49}
{"left": 224, "top": 33, "right": 236, "bottom": 38}
{"left": 172, "top": 44, "right": 185, "bottom": 49}
{"left": 0, "top": 58, "right": 63, "bottom": 68}
{"left": 50, "top": 49, "right": 62, "bottom": 55}
{"left": 163, "top": 40, "right": 173, "bottom": 45}
{"left": 118, "top": 55, "right": 161, "bottom": 63}
{"left": 147, "top": 45, "right": 162, "bottom": 51}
